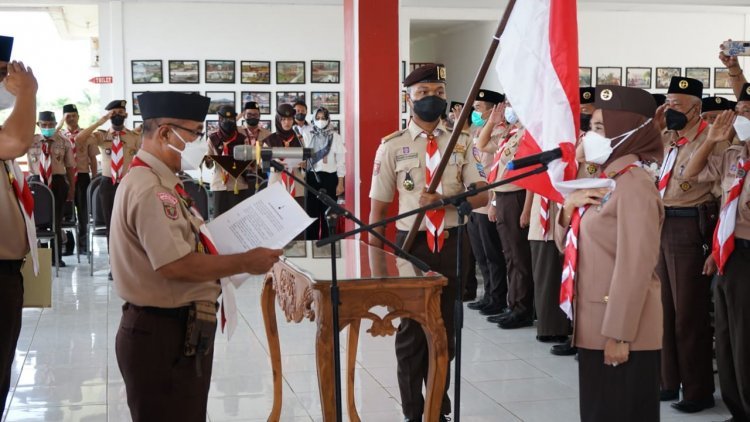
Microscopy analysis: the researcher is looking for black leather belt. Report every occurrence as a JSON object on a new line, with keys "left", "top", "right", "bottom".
{"left": 665, "top": 207, "right": 699, "bottom": 218}
{"left": 736, "top": 238, "right": 750, "bottom": 249}
{"left": 0, "top": 259, "right": 25, "bottom": 275}
{"left": 123, "top": 302, "right": 190, "bottom": 318}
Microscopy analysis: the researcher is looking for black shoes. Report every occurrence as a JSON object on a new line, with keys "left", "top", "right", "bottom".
{"left": 670, "top": 397, "right": 715, "bottom": 413}
{"left": 479, "top": 303, "right": 507, "bottom": 316}
{"left": 404, "top": 416, "right": 450, "bottom": 422}
{"left": 537, "top": 335, "right": 568, "bottom": 343}
{"left": 108, "top": 271, "right": 113, "bottom": 281}
{"left": 660, "top": 388, "right": 679, "bottom": 401}
{"left": 52, "top": 259, "right": 67, "bottom": 268}
{"left": 550, "top": 339, "right": 577, "bottom": 356}
{"left": 487, "top": 309, "right": 512, "bottom": 323}
{"left": 498, "top": 313, "right": 533, "bottom": 329}
{"left": 467, "top": 299, "right": 489, "bottom": 310}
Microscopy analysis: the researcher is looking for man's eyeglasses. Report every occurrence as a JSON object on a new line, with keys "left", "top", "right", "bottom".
{"left": 162, "top": 123, "right": 205, "bottom": 141}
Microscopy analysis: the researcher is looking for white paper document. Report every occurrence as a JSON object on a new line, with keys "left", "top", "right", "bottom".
{"left": 554, "top": 178, "right": 616, "bottom": 198}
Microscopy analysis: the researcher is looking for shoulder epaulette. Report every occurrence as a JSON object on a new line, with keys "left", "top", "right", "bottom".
{"left": 381, "top": 129, "right": 407, "bottom": 144}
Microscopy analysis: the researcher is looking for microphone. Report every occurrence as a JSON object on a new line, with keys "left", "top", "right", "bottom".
{"left": 507, "top": 148, "right": 562, "bottom": 170}
{"left": 233, "top": 146, "right": 312, "bottom": 161}
{"left": 292, "top": 125, "right": 303, "bottom": 141}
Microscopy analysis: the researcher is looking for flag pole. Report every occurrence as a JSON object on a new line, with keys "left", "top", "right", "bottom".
{"left": 401, "top": 0, "right": 518, "bottom": 252}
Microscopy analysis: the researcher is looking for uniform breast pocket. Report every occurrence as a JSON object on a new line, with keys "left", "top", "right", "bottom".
{"left": 395, "top": 158, "right": 421, "bottom": 192}
{"left": 53, "top": 146, "right": 65, "bottom": 161}
{"left": 445, "top": 154, "right": 466, "bottom": 190}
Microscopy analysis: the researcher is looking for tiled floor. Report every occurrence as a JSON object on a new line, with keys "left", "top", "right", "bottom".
{"left": 2, "top": 240, "right": 734, "bottom": 421}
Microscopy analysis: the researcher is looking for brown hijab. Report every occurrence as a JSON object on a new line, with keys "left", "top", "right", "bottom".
{"left": 602, "top": 109, "right": 664, "bottom": 167}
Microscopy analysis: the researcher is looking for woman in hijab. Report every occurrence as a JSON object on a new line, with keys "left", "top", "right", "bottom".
{"left": 558, "top": 85, "right": 665, "bottom": 422}
{"left": 264, "top": 103, "right": 304, "bottom": 206}
{"left": 302, "top": 107, "right": 346, "bottom": 240}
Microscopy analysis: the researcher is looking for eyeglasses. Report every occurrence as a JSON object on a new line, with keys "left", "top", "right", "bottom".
{"left": 162, "top": 123, "right": 205, "bottom": 141}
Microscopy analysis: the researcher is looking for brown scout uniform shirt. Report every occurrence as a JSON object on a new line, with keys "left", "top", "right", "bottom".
{"left": 490, "top": 127, "right": 525, "bottom": 193}
{"left": 663, "top": 121, "right": 727, "bottom": 207}
{"left": 61, "top": 127, "right": 98, "bottom": 173}
{"left": 560, "top": 154, "right": 664, "bottom": 351}
{"left": 471, "top": 123, "right": 498, "bottom": 214}
{"left": 0, "top": 161, "right": 29, "bottom": 259}
{"left": 694, "top": 144, "right": 750, "bottom": 240}
{"left": 242, "top": 126, "right": 271, "bottom": 145}
{"left": 26, "top": 134, "right": 75, "bottom": 176}
{"left": 89, "top": 128, "right": 142, "bottom": 180}
{"left": 370, "top": 120, "right": 485, "bottom": 231}
{"left": 110, "top": 150, "right": 220, "bottom": 308}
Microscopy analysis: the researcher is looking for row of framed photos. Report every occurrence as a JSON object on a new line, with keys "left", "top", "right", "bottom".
{"left": 131, "top": 91, "right": 341, "bottom": 116}
{"left": 129, "top": 119, "right": 342, "bottom": 135}
{"left": 131, "top": 60, "right": 340, "bottom": 85}
{"left": 580, "top": 66, "right": 735, "bottom": 90}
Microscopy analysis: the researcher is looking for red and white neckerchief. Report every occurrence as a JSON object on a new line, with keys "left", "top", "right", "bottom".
{"left": 219, "top": 132, "right": 238, "bottom": 185}
{"left": 64, "top": 128, "right": 80, "bottom": 182}
{"left": 487, "top": 128, "right": 519, "bottom": 183}
{"left": 4, "top": 160, "right": 39, "bottom": 275}
{"left": 280, "top": 134, "right": 297, "bottom": 196}
{"left": 39, "top": 142, "right": 53, "bottom": 186}
{"left": 559, "top": 162, "right": 641, "bottom": 319}
{"left": 657, "top": 120, "right": 708, "bottom": 197}
{"left": 110, "top": 130, "right": 126, "bottom": 184}
{"left": 423, "top": 131, "right": 445, "bottom": 253}
{"left": 539, "top": 196, "right": 550, "bottom": 240}
{"left": 244, "top": 127, "right": 259, "bottom": 146}
{"left": 713, "top": 158, "right": 750, "bottom": 274}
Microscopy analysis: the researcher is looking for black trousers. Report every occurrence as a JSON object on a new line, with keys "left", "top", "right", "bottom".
{"left": 31, "top": 174, "right": 69, "bottom": 261}
{"left": 715, "top": 246, "right": 750, "bottom": 421}
{"left": 530, "top": 241, "right": 569, "bottom": 337}
{"left": 394, "top": 228, "right": 470, "bottom": 419}
{"left": 304, "top": 170, "right": 339, "bottom": 240}
{"left": 578, "top": 348, "right": 660, "bottom": 422}
{"left": 494, "top": 191, "right": 534, "bottom": 315}
{"left": 116, "top": 303, "right": 214, "bottom": 422}
{"left": 467, "top": 212, "right": 507, "bottom": 307}
{"left": 99, "top": 177, "right": 118, "bottom": 243}
{"left": 0, "top": 262, "right": 23, "bottom": 418}
{"left": 75, "top": 173, "right": 91, "bottom": 245}
{"left": 211, "top": 188, "right": 252, "bottom": 219}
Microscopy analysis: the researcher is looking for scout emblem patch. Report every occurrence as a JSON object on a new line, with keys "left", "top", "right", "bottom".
{"left": 680, "top": 182, "right": 692, "bottom": 192}
{"left": 158, "top": 192, "right": 179, "bottom": 220}
{"left": 586, "top": 164, "right": 598, "bottom": 175}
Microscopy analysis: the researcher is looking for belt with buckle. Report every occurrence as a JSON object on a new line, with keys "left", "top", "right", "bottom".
{"left": 123, "top": 302, "right": 190, "bottom": 318}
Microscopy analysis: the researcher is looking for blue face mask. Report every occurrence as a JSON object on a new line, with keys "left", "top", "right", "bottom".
{"left": 41, "top": 128, "right": 55, "bottom": 138}
{"left": 471, "top": 110, "right": 486, "bottom": 127}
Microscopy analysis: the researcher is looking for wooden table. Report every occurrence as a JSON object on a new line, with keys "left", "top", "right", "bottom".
{"left": 261, "top": 239, "right": 448, "bottom": 422}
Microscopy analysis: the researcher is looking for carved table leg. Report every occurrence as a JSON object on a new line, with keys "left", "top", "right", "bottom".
{"left": 315, "top": 293, "right": 337, "bottom": 421}
{"left": 346, "top": 319, "right": 361, "bottom": 422}
{"left": 422, "top": 290, "right": 449, "bottom": 422}
{"left": 261, "top": 274, "right": 283, "bottom": 422}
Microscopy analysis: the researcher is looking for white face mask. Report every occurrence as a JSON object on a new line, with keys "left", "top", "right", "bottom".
{"left": 582, "top": 118, "right": 652, "bottom": 165}
{"left": 314, "top": 119, "right": 329, "bottom": 130}
{"left": 504, "top": 107, "right": 518, "bottom": 125}
{"left": 167, "top": 128, "right": 207, "bottom": 171}
{"left": 0, "top": 80, "right": 16, "bottom": 111}
{"left": 733, "top": 116, "right": 750, "bottom": 142}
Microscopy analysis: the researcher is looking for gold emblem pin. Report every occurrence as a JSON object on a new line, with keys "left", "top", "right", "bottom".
{"left": 437, "top": 66, "right": 447, "bottom": 80}
{"left": 746, "top": 86, "right": 750, "bottom": 96}
{"left": 120, "top": 101, "right": 126, "bottom": 108}
{"left": 583, "top": 92, "right": 592, "bottom": 100}
{"left": 403, "top": 179, "right": 415, "bottom": 191}
{"left": 586, "top": 164, "right": 598, "bottom": 175}
{"left": 600, "top": 89, "right": 613, "bottom": 101}
{"left": 716, "top": 97, "right": 722, "bottom": 104}
{"left": 479, "top": 92, "right": 485, "bottom": 98}
{"left": 679, "top": 80, "right": 689, "bottom": 89}
{"left": 680, "top": 182, "right": 691, "bottom": 191}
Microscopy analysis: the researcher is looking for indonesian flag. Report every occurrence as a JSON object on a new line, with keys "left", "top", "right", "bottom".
{"left": 496, "top": 0, "right": 580, "bottom": 204}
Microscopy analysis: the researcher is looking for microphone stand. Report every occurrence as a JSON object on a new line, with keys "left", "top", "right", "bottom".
{"left": 267, "top": 160, "right": 431, "bottom": 422}
{"left": 317, "top": 163, "right": 549, "bottom": 422}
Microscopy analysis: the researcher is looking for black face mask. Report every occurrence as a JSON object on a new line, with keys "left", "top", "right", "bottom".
{"left": 220, "top": 120, "right": 237, "bottom": 133}
{"left": 110, "top": 115, "right": 125, "bottom": 127}
{"left": 665, "top": 106, "right": 694, "bottom": 131}
{"left": 294, "top": 113, "right": 306, "bottom": 122}
{"left": 412, "top": 96, "right": 447, "bottom": 123}
{"left": 245, "top": 118, "right": 260, "bottom": 127}
{"left": 580, "top": 113, "right": 592, "bottom": 132}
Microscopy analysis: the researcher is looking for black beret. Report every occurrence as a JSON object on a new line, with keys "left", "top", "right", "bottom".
{"left": 243, "top": 101, "right": 259, "bottom": 111}
{"left": 449, "top": 101, "right": 464, "bottom": 110}
{"left": 651, "top": 94, "right": 667, "bottom": 107}
{"left": 38, "top": 111, "right": 55, "bottom": 122}
{"left": 0, "top": 35, "right": 12, "bottom": 62}
{"left": 667, "top": 76, "right": 703, "bottom": 98}
{"left": 217, "top": 105, "right": 236, "bottom": 118}
{"left": 738, "top": 83, "right": 750, "bottom": 102}
{"left": 277, "top": 103, "right": 295, "bottom": 118}
{"left": 105, "top": 99, "right": 127, "bottom": 111}
{"left": 138, "top": 91, "right": 210, "bottom": 122}
{"left": 475, "top": 89, "right": 504, "bottom": 105}
{"left": 701, "top": 96, "right": 734, "bottom": 113}
{"left": 580, "top": 87, "right": 595, "bottom": 104}
{"left": 62, "top": 104, "right": 78, "bottom": 114}
{"left": 595, "top": 85, "right": 656, "bottom": 119}
{"left": 403, "top": 63, "right": 447, "bottom": 87}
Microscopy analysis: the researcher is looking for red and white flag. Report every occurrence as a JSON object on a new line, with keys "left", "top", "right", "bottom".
{"left": 495, "top": 0, "right": 580, "bottom": 204}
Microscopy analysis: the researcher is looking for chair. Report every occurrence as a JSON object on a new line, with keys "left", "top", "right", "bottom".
{"left": 28, "top": 181, "right": 59, "bottom": 277}
{"left": 183, "top": 178, "right": 210, "bottom": 221}
{"left": 87, "top": 176, "right": 108, "bottom": 275}
{"left": 60, "top": 199, "right": 81, "bottom": 263}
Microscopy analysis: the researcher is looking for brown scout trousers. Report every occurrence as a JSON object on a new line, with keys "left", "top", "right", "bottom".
{"left": 530, "top": 241, "right": 570, "bottom": 337}
{"left": 494, "top": 190, "right": 534, "bottom": 316}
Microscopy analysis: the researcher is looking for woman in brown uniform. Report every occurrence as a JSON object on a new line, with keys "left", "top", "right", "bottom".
{"left": 264, "top": 103, "right": 305, "bottom": 207}
{"left": 558, "top": 85, "right": 664, "bottom": 422}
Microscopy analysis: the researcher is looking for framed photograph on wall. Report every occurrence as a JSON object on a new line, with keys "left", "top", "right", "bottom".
{"left": 402, "top": 119, "right": 407, "bottom": 129}
{"left": 241, "top": 91, "right": 272, "bottom": 114}
{"left": 656, "top": 67, "right": 681, "bottom": 89}
{"left": 277, "top": 61, "right": 305, "bottom": 84}
{"left": 241, "top": 61, "right": 271, "bottom": 84}
{"left": 596, "top": 67, "right": 622, "bottom": 86}
{"left": 686, "top": 67, "right": 711, "bottom": 88}
{"left": 131, "top": 60, "right": 163, "bottom": 84}
{"left": 579, "top": 67, "right": 592, "bottom": 87}
{"left": 311, "top": 60, "right": 340, "bottom": 83}
{"left": 168, "top": 60, "right": 199, "bottom": 84}
{"left": 205, "top": 120, "right": 219, "bottom": 134}
{"left": 205, "top": 91, "right": 235, "bottom": 115}
{"left": 131, "top": 92, "right": 144, "bottom": 115}
{"left": 311, "top": 92, "right": 340, "bottom": 114}
{"left": 276, "top": 91, "right": 306, "bottom": 106}
{"left": 330, "top": 119, "right": 340, "bottom": 133}
{"left": 715, "top": 68, "right": 732, "bottom": 89}
{"left": 402, "top": 91, "right": 407, "bottom": 113}
{"left": 626, "top": 67, "right": 651, "bottom": 89}
{"left": 205, "top": 60, "right": 235, "bottom": 83}
{"left": 259, "top": 119, "right": 272, "bottom": 131}
{"left": 132, "top": 120, "right": 142, "bottom": 129}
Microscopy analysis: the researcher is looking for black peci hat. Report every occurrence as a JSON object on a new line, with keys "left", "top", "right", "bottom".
{"left": 667, "top": 77, "right": 703, "bottom": 98}
{"left": 651, "top": 94, "right": 667, "bottom": 107}
{"left": 62, "top": 104, "right": 78, "bottom": 114}
{"left": 701, "top": 96, "right": 734, "bottom": 113}
{"left": 138, "top": 91, "right": 210, "bottom": 122}
{"left": 475, "top": 89, "right": 505, "bottom": 105}
{"left": 38, "top": 111, "right": 55, "bottom": 122}
{"left": 738, "top": 83, "right": 750, "bottom": 102}
{"left": 243, "top": 101, "right": 259, "bottom": 111}
{"left": 580, "top": 87, "right": 595, "bottom": 105}
{"left": 403, "top": 63, "right": 447, "bottom": 87}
